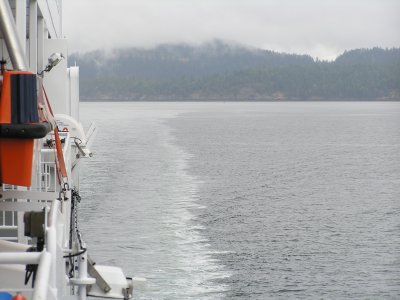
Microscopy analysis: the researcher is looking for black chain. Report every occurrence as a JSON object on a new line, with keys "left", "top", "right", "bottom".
{"left": 65, "top": 188, "right": 86, "bottom": 278}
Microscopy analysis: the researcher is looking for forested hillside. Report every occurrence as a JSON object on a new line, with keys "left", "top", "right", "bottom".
{"left": 70, "top": 42, "right": 400, "bottom": 101}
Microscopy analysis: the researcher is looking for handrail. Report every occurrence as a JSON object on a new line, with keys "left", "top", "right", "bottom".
{"left": 32, "top": 252, "right": 51, "bottom": 300}
{"left": 47, "top": 199, "right": 60, "bottom": 287}
{"left": 0, "top": 252, "right": 41, "bottom": 264}
{"left": 0, "top": 251, "right": 51, "bottom": 300}
{"left": 0, "top": 189, "right": 58, "bottom": 201}
{"left": 0, "top": 197, "right": 60, "bottom": 300}
{"left": 48, "top": 198, "right": 60, "bottom": 227}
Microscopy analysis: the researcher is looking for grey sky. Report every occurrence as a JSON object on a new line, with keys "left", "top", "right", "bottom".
{"left": 63, "top": 0, "right": 399, "bottom": 59}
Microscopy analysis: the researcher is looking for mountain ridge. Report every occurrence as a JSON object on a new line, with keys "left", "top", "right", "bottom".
{"left": 69, "top": 42, "right": 400, "bottom": 101}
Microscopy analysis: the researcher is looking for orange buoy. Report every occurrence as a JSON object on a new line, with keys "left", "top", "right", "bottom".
{"left": 0, "top": 71, "right": 50, "bottom": 186}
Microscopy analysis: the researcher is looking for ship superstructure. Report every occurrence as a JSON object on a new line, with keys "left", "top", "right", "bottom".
{"left": 0, "top": 1, "right": 143, "bottom": 299}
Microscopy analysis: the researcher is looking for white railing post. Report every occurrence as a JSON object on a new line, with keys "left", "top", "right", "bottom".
{"left": 47, "top": 226, "right": 57, "bottom": 288}
{"left": 32, "top": 252, "right": 52, "bottom": 300}
{"left": 47, "top": 199, "right": 60, "bottom": 288}
{"left": 78, "top": 249, "right": 88, "bottom": 300}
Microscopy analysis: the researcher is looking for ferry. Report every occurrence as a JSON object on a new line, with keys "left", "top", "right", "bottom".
{"left": 0, "top": 0, "right": 145, "bottom": 299}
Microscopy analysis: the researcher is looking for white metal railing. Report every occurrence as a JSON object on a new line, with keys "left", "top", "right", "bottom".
{"left": 0, "top": 191, "right": 63, "bottom": 300}
{"left": 41, "top": 161, "right": 56, "bottom": 192}
{"left": 0, "top": 185, "right": 18, "bottom": 241}
{"left": 0, "top": 186, "right": 57, "bottom": 242}
{"left": 38, "top": 131, "right": 71, "bottom": 193}
{"left": 0, "top": 251, "right": 51, "bottom": 300}
{"left": 47, "top": 199, "right": 60, "bottom": 288}
{"left": 0, "top": 126, "right": 100, "bottom": 300}
{"left": 0, "top": 131, "right": 72, "bottom": 299}
{"left": 0, "top": 252, "right": 42, "bottom": 264}
{"left": 0, "top": 131, "right": 71, "bottom": 239}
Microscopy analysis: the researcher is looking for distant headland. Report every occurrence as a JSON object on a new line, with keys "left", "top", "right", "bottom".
{"left": 70, "top": 41, "right": 400, "bottom": 101}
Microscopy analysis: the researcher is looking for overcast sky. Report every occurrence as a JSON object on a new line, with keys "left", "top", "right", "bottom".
{"left": 63, "top": 0, "right": 399, "bottom": 60}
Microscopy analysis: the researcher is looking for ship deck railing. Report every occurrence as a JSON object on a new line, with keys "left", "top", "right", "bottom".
{"left": 0, "top": 198, "right": 63, "bottom": 300}
{"left": 0, "top": 131, "right": 72, "bottom": 300}
{"left": 0, "top": 131, "right": 71, "bottom": 239}
{"left": 0, "top": 251, "right": 51, "bottom": 299}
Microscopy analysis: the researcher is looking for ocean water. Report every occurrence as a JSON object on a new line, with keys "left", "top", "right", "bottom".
{"left": 79, "top": 102, "right": 400, "bottom": 300}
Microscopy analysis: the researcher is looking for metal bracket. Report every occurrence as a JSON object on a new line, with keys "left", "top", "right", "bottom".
{"left": 87, "top": 256, "right": 111, "bottom": 293}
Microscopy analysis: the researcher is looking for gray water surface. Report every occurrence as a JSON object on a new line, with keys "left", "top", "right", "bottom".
{"left": 80, "top": 102, "right": 400, "bottom": 299}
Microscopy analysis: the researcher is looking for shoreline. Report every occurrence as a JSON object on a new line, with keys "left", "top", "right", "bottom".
{"left": 80, "top": 98, "right": 400, "bottom": 102}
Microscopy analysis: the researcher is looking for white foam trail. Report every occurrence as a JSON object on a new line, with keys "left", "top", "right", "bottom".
{"left": 149, "top": 126, "right": 232, "bottom": 299}
{"left": 80, "top": 105, "right": 231, "bottom": 300}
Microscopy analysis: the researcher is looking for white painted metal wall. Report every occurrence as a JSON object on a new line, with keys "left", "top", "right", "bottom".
{"left": 0, "top": 1, "right": 78, "bottom": 115}
{"left": 68, "top": 66, "right": 80, "bottom": 120}
{"left": 42, "top": 38, "right": 69, "bottom": 114}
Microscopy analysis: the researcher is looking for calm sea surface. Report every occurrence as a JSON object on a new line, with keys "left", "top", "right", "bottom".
{"left": 80, "top": 102, "right": 400, "bottom": 300}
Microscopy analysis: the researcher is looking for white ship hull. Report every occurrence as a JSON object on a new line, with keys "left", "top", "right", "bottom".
{"left": 0, "top": 1, "right": 144, "bottom": 299}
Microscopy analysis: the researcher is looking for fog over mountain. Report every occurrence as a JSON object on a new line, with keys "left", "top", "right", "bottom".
{"left": 64, "top": 0, "right": 400, "bottom": 60}
{"left": 70, "top": 42, "right": 400, "bottom": 101}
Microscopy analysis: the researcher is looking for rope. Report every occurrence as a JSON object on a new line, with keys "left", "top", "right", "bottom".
{"left": 42, "top": 87, "right": 68, "bottom": 185}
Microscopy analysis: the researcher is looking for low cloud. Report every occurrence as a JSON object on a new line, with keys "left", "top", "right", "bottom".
{"left": 63, "top": 0, "right": 400, "bottom": 59}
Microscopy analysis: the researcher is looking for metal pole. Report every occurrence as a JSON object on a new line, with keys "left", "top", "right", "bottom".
{"left": 78, "top": 249, "right": 88, "bottom": 300}
{"left": 29, "top": 0, "right": 38, "bottom": 73}
{"left": 47, "top": 199, "right": 60, "bottom": 287}
{"left": 15, "top": 0, "right": 26, "bottom": 54}
{"left": 0, "top": 252, "right": 41, "bottom": 264}
{"left": 32, "top": 252, "right": 52, "bottom": 300}
{"left": 0, "top": 0, "right": 29, "bottom": 70}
